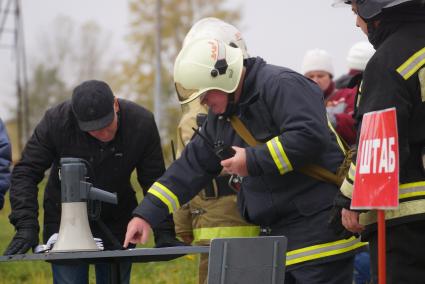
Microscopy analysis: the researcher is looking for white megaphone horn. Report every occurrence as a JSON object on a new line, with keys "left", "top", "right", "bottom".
{"left": 51, "top": 157, "right": 118, "bottom": 252}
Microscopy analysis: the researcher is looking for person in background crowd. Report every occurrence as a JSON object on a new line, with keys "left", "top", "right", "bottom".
{"left": 302, "top": 48, "right": 357, "bottom": 145}
{"left": 335, "top": 41, "right": 375, "bottom": 90}
{"left": 0, "top": 118, "right": 11, "bottom": 210}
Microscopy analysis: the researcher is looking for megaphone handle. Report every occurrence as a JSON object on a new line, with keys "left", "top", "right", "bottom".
{"left": 87, "top": 200, "right": 101, "bottom": 220}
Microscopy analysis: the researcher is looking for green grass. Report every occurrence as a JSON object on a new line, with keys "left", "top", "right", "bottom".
{"left": 0, "top": 175, "right": 199, "bottom": 283}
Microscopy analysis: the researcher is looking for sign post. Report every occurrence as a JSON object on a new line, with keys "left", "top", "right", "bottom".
{"left": 351, "top": 108, "right": 399, "bottom": 284}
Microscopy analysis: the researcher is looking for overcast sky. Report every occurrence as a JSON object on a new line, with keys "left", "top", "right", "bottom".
{"left": 0, "top": 0, "right": 367, "bottom": 121}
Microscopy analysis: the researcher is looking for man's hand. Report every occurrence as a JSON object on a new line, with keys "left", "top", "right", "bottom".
{"left": 341, "top": 208, "right": 365, "bottom": 233}
{"left": 123, "top": 217, "right": 152, "bottom": 248}
{"left": 220, "top": 146, "right": 248, "bottom": 177}
{"left": 4, "top": 228, "right": 38, "bottom": 255}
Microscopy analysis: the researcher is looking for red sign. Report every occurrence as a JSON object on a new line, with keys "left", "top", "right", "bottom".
{"left": 351, "top": 108, "right": 399, "bottom": 209}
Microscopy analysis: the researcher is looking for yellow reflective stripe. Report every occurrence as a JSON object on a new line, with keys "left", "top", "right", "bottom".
{"left": 396, "top": 46, "right": 425, "bottom": 80}
{"left": 419, "top": 68, "right": 425, "bottom": 102}
{"left": 327, "top": 120, "right": 346, "bottom": 154}
{"left": 286, "top": 236, "right": 366, "bottom": 266}
{"left": 360, "top": 181, "right": 425, "bottom": 225}
{"left": 148, "top": 182, "right": 180, "bottom": 214}
{"left": 355, "top": 81, "right": 363, "bottom": 108}
{"left": 266, "top": 137, "right": 293, "bottom": 175}
{"left": 399, "top": 181, "right": 425, "bottom": 199}
{"left": 348, "top": 163, "right": 356, "bottom": 181}
{"left": 340, "top": 178, "right": 354, "bottom": 199}
{"left": 360, "top": 198, "right": 425, "bottom": 226}
{"left": 192, "top": 226, "right": 260, "bottom": 242}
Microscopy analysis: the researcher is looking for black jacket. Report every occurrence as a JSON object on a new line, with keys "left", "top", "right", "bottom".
{"left": 339, "top": 13, "right": 425, "bottom": 231}
{"left": 135, "top": 58, "right": 362, "bottom": 268}
{"left": 9, "top": 99, "right": 166, "bottom": 247}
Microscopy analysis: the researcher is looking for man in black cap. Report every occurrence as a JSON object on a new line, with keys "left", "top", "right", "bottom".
{"left": 4, "top": 80, "right": 182, "bottom": 283}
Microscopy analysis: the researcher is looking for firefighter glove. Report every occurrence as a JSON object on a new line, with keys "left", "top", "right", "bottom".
{"left": 4, "top": 227, "right": 39, "bottom": 255}
{"left": 153, "top": 228, "right": 187, "bottom": 248}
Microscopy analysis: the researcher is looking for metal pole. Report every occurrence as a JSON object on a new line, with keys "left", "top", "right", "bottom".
{"left": 378, "top": 210, "right": 386, "bottom": 284}
{"left": 154, "top": 0, "right": 162, "bottom": 132}
{"left": 0, "top": 0, "right": 13, "bottom": 42}
{"left": 16, "top": 0, "right": 29, "bottom": 140}
{"left": 13, "top": 0, "right": 22, "bottom": 152}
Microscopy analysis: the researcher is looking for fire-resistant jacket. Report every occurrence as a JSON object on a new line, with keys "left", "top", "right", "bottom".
{"left": 0, "top": 118, "right": 11, "bottom": 209}
{"left": 135, "top": 57, "right": 363, "bottom": 268}
{"left": 339, "top": 20, "right": 425, "bottom": 232}
{"left": 173, "top": 99, "right": 259, "bottom": 244}
{"left": 9, "top": 99, "right": 167, "bottom": 248}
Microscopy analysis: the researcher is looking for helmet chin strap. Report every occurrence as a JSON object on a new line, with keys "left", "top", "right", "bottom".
{"left": 223, "top": 65, "right": 246, "bottom": 117}
{"left": 223, "top": 92, "right": 237, "bottom": 117}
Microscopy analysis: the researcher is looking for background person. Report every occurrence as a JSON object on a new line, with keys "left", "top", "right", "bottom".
{"left": 335, "top": 41, "right": 375, "bottom": 89}
{"left": 302, "top": 48, "right": 357, "bottom": 145}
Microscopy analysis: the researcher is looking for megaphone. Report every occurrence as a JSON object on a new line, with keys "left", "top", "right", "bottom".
{"left": 51, "top": 158, "right": 118, "bottom": 252}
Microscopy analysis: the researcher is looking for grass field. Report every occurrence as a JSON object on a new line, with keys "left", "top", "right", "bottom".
{"left": 0, "top": 177, "right": 199, "bottom": 284}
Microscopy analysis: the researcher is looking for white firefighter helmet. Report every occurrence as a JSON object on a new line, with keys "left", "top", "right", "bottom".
{"left": 183, "top": 17, "right": 249, "bottom": 59}
{"left": 174, "top": 38, "right": 244, "bottom": 105}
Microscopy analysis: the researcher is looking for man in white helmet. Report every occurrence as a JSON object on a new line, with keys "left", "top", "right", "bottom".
{"left": 125, "top": 38, "right": 364, "bottom": 283}
{"left": 335, "top": 41, "right": 375, "bottom": 89}
{"left": 172, "top": 18, "right": 259, "bottom": 284}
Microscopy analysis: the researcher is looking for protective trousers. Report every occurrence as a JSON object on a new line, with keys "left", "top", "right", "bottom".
{"left": 174, "top": 195, "right": 259, "bottom": 284}
{"left": 260, "top": 208, "right": 355, "bottom": 284}
{"left": 368, "top": 220, "right": 425, "bottom": 284}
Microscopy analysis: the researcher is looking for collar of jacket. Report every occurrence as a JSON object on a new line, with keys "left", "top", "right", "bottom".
{"left": 369, "top": 5, "right": 425, "bottom": 48}
{"left": 223, "top": 57, "right": 266, "bottom": 118}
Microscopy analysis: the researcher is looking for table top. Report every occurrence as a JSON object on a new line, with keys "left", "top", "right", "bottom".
{"left": 0, "top": 246, "right": 210, "bottom": 265}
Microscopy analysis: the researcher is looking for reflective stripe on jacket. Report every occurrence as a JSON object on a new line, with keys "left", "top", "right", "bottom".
{"left": 286, "top": 236, "right": 366, "bottom": 266}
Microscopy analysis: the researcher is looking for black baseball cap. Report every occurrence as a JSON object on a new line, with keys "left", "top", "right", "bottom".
{"left": 71, "top": 80, "right": 115, "bottom": 132}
